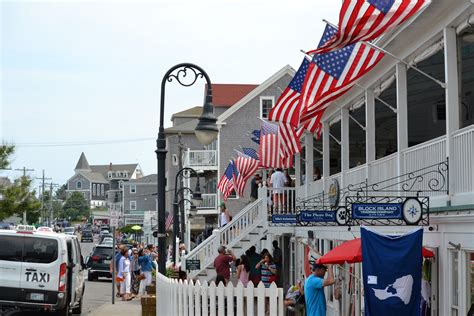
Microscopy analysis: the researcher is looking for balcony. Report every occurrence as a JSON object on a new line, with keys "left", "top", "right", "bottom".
{"left": 185, "top": 150, "right": 217, "bottom": 170}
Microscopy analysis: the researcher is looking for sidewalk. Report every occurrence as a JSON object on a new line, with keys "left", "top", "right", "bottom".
{"left": 89, "top": 297, "right": 142, "bottom": 316}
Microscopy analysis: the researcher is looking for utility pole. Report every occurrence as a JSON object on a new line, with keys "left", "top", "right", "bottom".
{"left": 46, "top": 182, "right": 59, "bottom": 227}
{"left": 36, "top": 170, "right": 51, "bottom": 225}
{"left": 14, "top": 167, "right": 35, "bottom": 224}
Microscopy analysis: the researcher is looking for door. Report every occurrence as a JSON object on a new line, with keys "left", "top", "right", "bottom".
{"left": 0, "top": 235, "right": 24, "bottom": 300}
{"left": 66, "top": 239, "right": 77, "bottom": 307}
{"left": 73, "top": 238, "right": 85, "bottom": 304}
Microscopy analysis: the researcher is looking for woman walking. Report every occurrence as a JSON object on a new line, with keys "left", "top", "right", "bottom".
{"left": 236, "top": 254, "right": 251, "bottom": 287}
{"left": 117, "top": 247, "right": 132, "bottom": 301}
{"left": 256, "top": 253, "right": 277, "bottom": 288}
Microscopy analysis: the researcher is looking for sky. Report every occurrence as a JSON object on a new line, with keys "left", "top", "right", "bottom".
{"left": 1, "top": 0, "right": 340, "bottom": 189}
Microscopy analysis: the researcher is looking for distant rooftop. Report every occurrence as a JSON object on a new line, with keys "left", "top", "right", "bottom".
{"left": 206, "top": 84, "right": 258, "bottom": 107}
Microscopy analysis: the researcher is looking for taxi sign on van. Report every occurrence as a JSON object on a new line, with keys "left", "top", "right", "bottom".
{"left": 16, "top": 225, "right": 36, "bottom": 232}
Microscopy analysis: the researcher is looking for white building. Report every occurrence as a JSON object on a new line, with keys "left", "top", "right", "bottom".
{"left": 181, "top": 2, "right": 474, "bottom": 316}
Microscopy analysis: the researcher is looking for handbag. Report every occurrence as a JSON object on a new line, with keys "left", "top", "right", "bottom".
{"left": 115, "top": 275, "right": 124, "bottom": 283}
{"left": 137, "top": 273, "right": 146, "bottom": 281}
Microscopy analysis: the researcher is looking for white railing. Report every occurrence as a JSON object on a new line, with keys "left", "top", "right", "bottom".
{"left": 200, "top": 193, "right": 217, "bottom": 209}
{"left": 186, "top": 150, "right": 217, "bottom": 167}
{"left": 308, "top": 178, "right": 324, "bottom": 197}
{"left": 452, "top": 125, "right": 474, "bottom": 194}
{"left": 367, "top": 153, "right": 397, "bottom": 185}
{"left": 265, "top": 187, "right": 297, "bottom": 215}
{"left": 157, "top": 273, "right": 285, "bottom": 316}
{"left": 183, "top": 197, "right": 266, "bottom": 279}
{"left": 344, "top": 165, "right": 367, "bottom": 187}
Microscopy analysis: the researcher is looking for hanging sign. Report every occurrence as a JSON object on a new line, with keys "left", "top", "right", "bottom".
{"left": 300, "top": 210, "right": 336, "bottom": 222}
{"left": 272, "top": 214, "right": 297, "bottom": 224}
{"left": 352, "top": 203, "right": 403, "bottom": 219}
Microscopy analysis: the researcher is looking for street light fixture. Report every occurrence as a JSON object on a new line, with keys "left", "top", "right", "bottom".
{"left": 156, "top": 63, "right": 218, "bottom": 274}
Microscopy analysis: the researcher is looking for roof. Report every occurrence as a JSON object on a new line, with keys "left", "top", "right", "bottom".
{"left": 75, "top": 152, "right": 91, "bottom": 171}
{"left": 206, "top": 84, "right": 258, "bottom": 107}
{"left": 0, "top": 177, "right": 11, "bottom": 186}
{"left": 128, "top": 174, "right": 157, "bottom": 184}
{"left": 171, "top": 106, "right": 203, "bottom": 121}
{"left": 164, "top": 118, "right": 198, "bottom": 134}
{"left": 218, "top": 65, "right": 295, "bottom": 122}
{"left": 76, "top": 171, "right": 108, "bottom": 184}
{"left": 89, "top": 164, "right": 139, "bottom": 176}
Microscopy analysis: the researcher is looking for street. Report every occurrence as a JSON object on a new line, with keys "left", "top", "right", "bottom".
{"left": 6, "top": 235, "right": 113, "bottom": 316}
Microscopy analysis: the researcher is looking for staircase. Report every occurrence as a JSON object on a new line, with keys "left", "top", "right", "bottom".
{"left": 182, "top": 197, "right": 268, "bottom": 282}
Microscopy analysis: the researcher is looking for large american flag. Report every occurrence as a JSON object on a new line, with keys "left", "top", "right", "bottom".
{"left": 307, "top": 0, "right": 430, "bottom": 55}
{"left": 233, "top": 151, "right": 260, "bottom": 196}
{"left": 218, "top": 162, "right": 235, "bottom": 200}
{"left": 300, "top": 24, "right": 384, "bottom": 123}
{"left": 242, "top": 147, "right": 259, "bottom": 160}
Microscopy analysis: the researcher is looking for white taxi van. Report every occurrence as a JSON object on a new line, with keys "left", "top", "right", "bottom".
{"left": 0, "top": 226, "right": 85, "bottom": 315}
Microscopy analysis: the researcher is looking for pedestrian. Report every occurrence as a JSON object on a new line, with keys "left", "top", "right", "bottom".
{"left": 236, "top": 254, "right": 250, "bottom": 287}
{"left": 256, "top": 253, "right": 277, "bottom": 288}
{"left": 272, "top": 240, "right": 283, "bottom": 287}
{"left": 138, "top": 248, "right": 154, "bottom": 295}
{"left": 246, "top": 246, "right": 261, "bottom": 286}
{"left": 117, "top": 246, "right": 132, "bottom": 301}
{"left": 270, "top": 168, "right": 286, "bottom": 213}
{"left": 130, "top": 248, "right": 141, "bottom": 296}
{"left": 219, "top": 202, "right": 230, "bottom": 228}
{"left": 304, "top": 263, "right": 335, "bottom": 316}
{"left": 249, "top": 173, "right": 261, "bottom": 203}
{"left": 213, "top": 245, "right": 236, "bottom": 285}
{"left": 284, "top": 279, "right": 304, "bottom": 308}
{"left": 313, "top": 167, "right": 322, "bottom": 181}
{"left": 113, "top": 245, "right": 124, "bottom": 297}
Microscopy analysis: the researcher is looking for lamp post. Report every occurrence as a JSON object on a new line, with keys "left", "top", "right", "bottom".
{"left": 156, "top": 63, "right": 218, "bottom": 274}
{"left": 172, "top": 167, "right": 202, "bottom": 265}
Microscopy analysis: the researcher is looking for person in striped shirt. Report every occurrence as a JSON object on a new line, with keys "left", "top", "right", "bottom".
{"left": 256, "top": 253, "right": 277, "bottom": 288}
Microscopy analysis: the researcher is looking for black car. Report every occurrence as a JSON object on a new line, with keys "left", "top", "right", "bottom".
{"left": 81, "top": 230, "right": 93, "bottom": 242}
{"left": 86, "top": 244, "right": 114, "bottom": 281}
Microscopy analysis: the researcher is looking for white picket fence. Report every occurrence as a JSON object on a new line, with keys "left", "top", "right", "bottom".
{"left": 156, "top": 273, "right": 285, "bottom": 316}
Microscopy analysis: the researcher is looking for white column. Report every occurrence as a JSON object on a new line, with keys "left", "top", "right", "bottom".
{"left": 444, "top": 26, "right": 460, "bottom": 197}
{"left": 305, "top": 131, "right": 314, "bottom": 195}
{"left": 341, "top": 108, "right": 349, "bottom": 187}
{"left": 295, "top": 153, "right": 301, "bottom": 187}
{"left": 365, "top": 90, "right": 376, "bottom": 163}
{"left": 396, "top": 63, "right": 408, "bottom": 178}
{"left": 322, "top": 121, "right": 330, "bottom": 191}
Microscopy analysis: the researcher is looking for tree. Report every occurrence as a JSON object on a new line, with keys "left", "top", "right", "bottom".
{"left": 63, "top": 192, "right": 89, "bottom": 221}
{"left": 0, "top": 144, "right": 41, "bottom": 222}
{"left": 55, "top": 184, "right": 67, "bottom": 202}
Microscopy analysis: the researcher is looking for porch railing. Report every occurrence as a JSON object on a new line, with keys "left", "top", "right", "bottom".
{"left": 156, "top": 273, "right": 285, "bottom": 316}
{"left": 199, "top": 193, "right": 217, "bottom": 209}
{"left": 185, "top": 150, "right": 217, "bottom": 167}
{"left": 452, "top": 125, "right": 474, "bottom": 194}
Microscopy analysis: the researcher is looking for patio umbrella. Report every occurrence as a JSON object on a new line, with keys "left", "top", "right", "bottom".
{"left": 317, "top": 238, "right": 434, "bottom": 265}
{"left": 131, "top": 225, "right": 141, "bottom": 231}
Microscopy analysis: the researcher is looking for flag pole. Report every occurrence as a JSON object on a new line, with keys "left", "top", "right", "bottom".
{"left": 320, "top": 19, "right": 446, "bottom": 89}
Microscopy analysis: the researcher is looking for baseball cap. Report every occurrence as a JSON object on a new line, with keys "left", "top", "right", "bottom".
{"left": 312, "top": 262, "right": 328, "bottom": 270}
{"left": 219, "top": 202, "right": 226, "bottom": 208}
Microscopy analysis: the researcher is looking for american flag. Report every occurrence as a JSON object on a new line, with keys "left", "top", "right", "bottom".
{"left": 242, "top": 147, "right": 259, "bottom": 160}
{"left": 268, "top": 58, "right": 310, "bottom": 127}
{"left": 233, "top": 151, "right": 260, "bottom": 196}
{"left": 165, "top": 212, "right": 173, "bottom": 231}
{"left": 259, "top": 122, "right": 293, "bottom": 169}
{"left": 300, "top": 24, "right": 384, "bottom": 123}
{"left": 250, "top": 130, "right": 261, "bottom": 144}
{"left": 218, "top": 162, "right": 235, "bottom": 200}
{"left": 307, "top": 0, "right": 430, "bottom": 55}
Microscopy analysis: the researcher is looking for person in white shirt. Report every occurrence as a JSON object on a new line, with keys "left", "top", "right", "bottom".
{"left": 219, "top": 202, "right": 230, "bottom": 227}
{"left": 270, "top": 168, "right": 286, "bottom": 213}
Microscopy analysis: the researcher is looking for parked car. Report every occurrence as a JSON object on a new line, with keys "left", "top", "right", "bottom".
{"left": 64, "top": 227, "right": 75, "bottom": 236}
{"left": 86, "top": 244, "right": 114, "bottom": 281}
{"left": 99, "top": 233, "right": 113, "bottom": 244}
{"left": 80, "top": 230, "right": 93, "bottom": 242}
{"left": 0, "top": 227, "right": 86, "bottom": 315}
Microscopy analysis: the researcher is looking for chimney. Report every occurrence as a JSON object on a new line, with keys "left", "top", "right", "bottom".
{"left": 109, "top": 163, "right": 112, "bottom": 171}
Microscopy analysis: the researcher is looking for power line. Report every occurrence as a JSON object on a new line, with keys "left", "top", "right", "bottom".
{"left": 14, "top": 137, "right": 155, "bottom": 148}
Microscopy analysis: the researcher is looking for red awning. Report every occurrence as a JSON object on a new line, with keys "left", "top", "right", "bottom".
{"left": 317, "top": 238, "right": 434, "bottom": 265}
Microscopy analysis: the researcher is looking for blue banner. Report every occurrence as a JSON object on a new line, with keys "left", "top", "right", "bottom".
{"left": 361, "top": 227, "right": 423, "bottom": 316}
{"left": 271, "top": 214, "right": 297, "bottom": 224}
{"left": 352, "top": 203, "right": 402, "bottom": 219}
{"left": 299, "top": 210, "right": 335, "bottom": 222}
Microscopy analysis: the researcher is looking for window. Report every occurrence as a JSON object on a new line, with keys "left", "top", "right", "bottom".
{"left": 130, "top": 201, "right": 136, "bottom": 210}
{"left": 92, "top": 184, "right": 96, "bottom": 196}
{"left": 260, "top": 96, "right": 274, "bottom": 119}
{"left": 108, "top": 171, "right": 113, "bottom": 178}
{"left": 205, "top": 140, "right": 217, "bottom": 151}
{"left": 459, "top": 29, "right": 474, "bottom": 128}
{"left": 101, "top": 184, "right": 105, "bottom": 196}
{"left": 130, "top": 184, "right": 136, "bottom": 194}
{"left": 468, "top": 252, "right": 474, "bottom": 313}
{"left": 119, "top": 181, "right": 123, "bottom": 189}
{"left": 0, "top": 236, "right": 23, "bottom": 261}
{"left": 76, "top": 180, "right": 82, "bottom": 189}
{"left": 227, "top": 188, "right": 237, "bottom": 199}
{"left": 451, "top": 250, "right": 459, "bottom": 315}
{"left": 23, "top": 237, "right": 58, "bottom": 264}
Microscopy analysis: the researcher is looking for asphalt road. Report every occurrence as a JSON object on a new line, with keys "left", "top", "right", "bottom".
{"left": 5, "top": 234, "right": 113, "bottom": 316}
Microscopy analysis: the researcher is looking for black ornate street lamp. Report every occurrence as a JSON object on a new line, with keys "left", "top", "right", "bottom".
{"left": 156, "top": 63, "right": 218, "bottom": 274}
